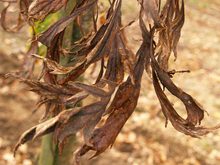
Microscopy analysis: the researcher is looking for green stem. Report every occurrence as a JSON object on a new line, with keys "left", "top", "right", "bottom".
{"left": 38, "top": 134, "right": 54, "bottom": 165}
{"left": 37, "top": 0, "right": 93, "bottom": 164}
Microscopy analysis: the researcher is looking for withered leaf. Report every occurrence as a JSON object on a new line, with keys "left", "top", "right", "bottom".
{"left": 28, "top": 0, "right": 68, "bottom": 21}
{"left": 0, "top": 3, "right": 24, "bottom": 32}
{"left": 156, "top": 0, "right": 185, "bottom": 70}
{"left": 152, "top": 71, "right": 220, "bottom": 137}
{"left": 143, "top": 0, "right": 161, "bottom": 27}
{"left": 32, "top": 54, "right": 86, "bottom": 75}
{"left": 14, "top": 116, "right": 58, "bottom": 155}
{"left": 21, "top": 35, "right": 38, "bottom": 78}
{"left": 38, "top": 0, "right": 97, "bottom": 46}
{"left": 74, "top": 15, "right": 148, "bottom": 160}
{"left": 151, "top": 51, "right": 205, "bottom": 127}
{"left": 69, "top": 82, "right": 111, "bottom": 98}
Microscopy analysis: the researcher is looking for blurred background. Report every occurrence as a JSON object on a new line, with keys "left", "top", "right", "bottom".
{"left": 0, "top": 0, "right": 220, "bottom": 165}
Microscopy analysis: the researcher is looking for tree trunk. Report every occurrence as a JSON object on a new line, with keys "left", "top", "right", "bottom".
{"left": 37, "top": 0, "right": 93, "bottom": 164}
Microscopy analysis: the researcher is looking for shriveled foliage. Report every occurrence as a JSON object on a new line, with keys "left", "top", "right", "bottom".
{"left": 1, "top": 0, "right": 219, "bottom": 164}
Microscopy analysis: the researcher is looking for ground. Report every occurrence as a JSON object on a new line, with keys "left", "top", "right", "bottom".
{"left": 0, "top": 0, "right": 220, "bottom": 165}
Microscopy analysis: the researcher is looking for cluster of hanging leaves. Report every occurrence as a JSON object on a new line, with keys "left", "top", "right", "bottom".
{"left": 1, "top": 0, "right": 220, "bottom": 164}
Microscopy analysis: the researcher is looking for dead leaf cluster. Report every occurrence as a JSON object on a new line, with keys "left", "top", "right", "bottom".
{"left": 1, "top": 0, "right": 219, "bottom": 164}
